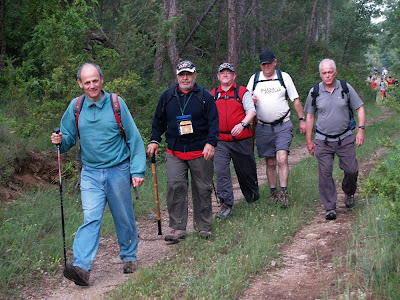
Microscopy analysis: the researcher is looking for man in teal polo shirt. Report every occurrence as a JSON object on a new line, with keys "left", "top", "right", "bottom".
{"left": 51, "top": 63, "right": 146, "bottom": 286}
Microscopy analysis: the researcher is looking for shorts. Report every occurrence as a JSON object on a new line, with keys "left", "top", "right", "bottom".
{"left": 255, "top": 120, "right": 293, "bottom": 158}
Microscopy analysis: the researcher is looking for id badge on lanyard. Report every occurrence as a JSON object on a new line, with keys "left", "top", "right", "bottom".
{"left": 177, "top": 114, "right": 193, "bottom": 135}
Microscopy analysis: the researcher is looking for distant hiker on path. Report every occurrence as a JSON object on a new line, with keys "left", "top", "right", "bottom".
{"left": 50, "top": 63, "right": 146, "bottom": 286}
{"left": 147, "top": 60, "right": 219, "bottom": 243}
{"left": 246, "top": 49, "right": 306, "bottom": 208}
{"left": 304, "top": 58, "right": 366, "bottom": 221}
{"left": 210, "top": 63, "right": 259, "bottom": 219}
{"left": 379, "top": 77, "right": 388, "bottom": 100}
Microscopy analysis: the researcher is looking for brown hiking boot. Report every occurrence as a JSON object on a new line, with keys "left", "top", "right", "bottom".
{"left": 279, "top": 190, "right": 289, "bottom": 208}
{"left": 269, "top": 190, "right": 279, "bottom": 204}
{"left": 63, "top": 265, "right": 90, "bottom": 286}
{"left": 123, "top": 261, "right": 138, "bottom": 274}
{"left": 345, "top": 194, "right": 355, "bottom": 208}
{"left": 164, "top": 228, "right": 187, "bottom": 244}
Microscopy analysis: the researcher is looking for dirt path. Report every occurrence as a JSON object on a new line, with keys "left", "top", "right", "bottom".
{"left": 20, "top": 108, "right": 391, "bottom": 300}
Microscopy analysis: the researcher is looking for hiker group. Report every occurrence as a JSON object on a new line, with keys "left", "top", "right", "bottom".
{"left": 51, "top": 50, "right": 366, "bottom": 286}
{"left": 368, "top": 66, "right": 398, "bottom": 101}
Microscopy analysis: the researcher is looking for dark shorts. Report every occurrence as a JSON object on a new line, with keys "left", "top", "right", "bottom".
{"left": 255, "top": 120, "right": 293, "bottom": 158}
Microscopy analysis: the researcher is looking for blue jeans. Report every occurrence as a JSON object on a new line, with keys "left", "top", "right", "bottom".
{"left": 73, "top": 161, "right": 138, "bottom": 272}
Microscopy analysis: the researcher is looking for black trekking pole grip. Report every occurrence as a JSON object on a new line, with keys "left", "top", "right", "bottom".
{"left": 151, "top": 153, "right": 162, "bottom": 235}
{"left": 53, "top": 127, "right": 67, "bottom": 267}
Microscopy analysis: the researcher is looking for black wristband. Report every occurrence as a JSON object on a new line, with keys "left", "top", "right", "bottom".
{"left": 359, "top": 126, "right": 365, "bottom": 130}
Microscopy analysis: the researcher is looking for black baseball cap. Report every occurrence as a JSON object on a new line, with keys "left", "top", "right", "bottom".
{"left": 259, "top": 50, "right": 276, "bottom": 64}
{"left": 176, "top": 60, "right": 196, "bottom": 74}
{"left": 218, "top": 62, "right": 235, "bottom": 72}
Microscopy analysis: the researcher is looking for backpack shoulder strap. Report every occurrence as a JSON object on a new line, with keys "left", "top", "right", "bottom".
{"left": 74, "top": 94, "right": 86, "bottom": 137}
{"left": 339, "top": 79, "right": 349, "bottom": 99}
{"left": 234, "top": 85, "right": 240, "bottom": 103}
{"left": 338, "top": 79, "right": 355, "bottom": 129}
{"left": 210, "top": 87, "right": 218, "bottom": 101}
{"left": 110, "top": 93, "right": 124, "bottom": 135}
{"left": 311, "top": 83, "right": 320, "bottom": 107}
{"left": 162, "top": 85, "right": 177, "bottom": 114}
{"left": 253, "top": 72, "right": 260, "bottom": 91}
{"left": 277, "top": 69, "right": 289, "bottom": 100}
{"left": 110, "top": 93, "right": 130, "bottom": 148}
{"left": 276, "top": 69, "right": 286, "bottom": 89}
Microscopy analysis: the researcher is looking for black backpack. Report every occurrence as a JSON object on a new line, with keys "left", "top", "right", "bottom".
{"left": 310, "top": 79, "right": 356, "bottom": 144}
{"left": 252, "top": 69, "right": 288, "bottom": 100}
{"left": 212, "top": 85, "right": 241, "bottom": 104}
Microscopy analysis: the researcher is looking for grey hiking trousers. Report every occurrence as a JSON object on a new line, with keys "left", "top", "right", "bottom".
{"left": 166, "top": 153, "right": 213, "bottom": 232}
{"left": 214, "top": 138, "right": 259, "bottom": 206}
{"left": 314, "top": 134, "right": 359, "bottom": 211}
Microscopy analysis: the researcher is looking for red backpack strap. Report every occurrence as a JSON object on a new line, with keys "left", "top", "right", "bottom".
{"left": 74, "top": 94, "right": 85, "bottom": 138}
{"left": 110, "top": 93, "right": 124, "bottom": 135}
{"left": 110, "top": 93, "right": 130, "bottom": 149}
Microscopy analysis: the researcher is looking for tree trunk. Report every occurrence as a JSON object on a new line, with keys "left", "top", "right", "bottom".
{"left": 152, "top": 0, "right": 168, "bottom": 86}
{"left": 166, "top": 0, "right": 180, "bottom": 79}
{"left": 227, "top": 0, "right": 238, "bottom": 68}
{"left": 249, "top": 0, "right": 257, "bottom": 57}
{"left": 212, "top": 0, "right": 223, "bottom": 87}
{"left": 300, "top": 0, "right": 318, "bottom": 75}
{"left": 179, "top": 0, "right": 220, "bottom": 57}
{"left": 0, "top": 0, "right": 5, "bottom": 70}
{"left": 324, "top": 0, "right": 331, "bottom": 57}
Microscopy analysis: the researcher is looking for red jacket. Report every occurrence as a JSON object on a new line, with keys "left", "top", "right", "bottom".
{"left": 210, "top": 83, "right": 252, "bottom": 142}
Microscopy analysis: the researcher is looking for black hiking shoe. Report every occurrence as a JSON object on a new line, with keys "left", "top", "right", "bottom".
{"left": 199, "top": 231, "right": 212, "bottom": 239}
{"left": 345, "top": 194, "right": 355, "bottom": 208}
{"left": 215, "top": 204, "right": 232, "bottom": 219}
{"left": 123, "top": 261, "right": 138, "bottom": 274}
{"left": 325, "top": 210, "right": 337, "bottom": 220}
{"left": 63, "top": 265, "right": 90, "bottom": 286}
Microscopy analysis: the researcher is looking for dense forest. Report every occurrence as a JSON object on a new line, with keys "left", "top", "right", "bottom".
{"left": 0, "top": 0, "right": 399, "bottom": 183}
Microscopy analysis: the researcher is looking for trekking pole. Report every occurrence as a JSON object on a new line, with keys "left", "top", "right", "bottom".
{"left": 54, "top": 127, "right": 67, "bottom": 268}
{"left": 212, "top": 181, "right": 220, "bottom": 205}
{"left": 252, "top": 117, "right": 257, "bottom": 151}
{"left": 151, "top": 154, "right": 162, "bottom": 235}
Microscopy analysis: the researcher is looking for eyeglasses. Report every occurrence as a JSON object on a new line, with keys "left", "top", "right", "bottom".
{"left": 321, "top": 70, "right": 335, "bottom": 76}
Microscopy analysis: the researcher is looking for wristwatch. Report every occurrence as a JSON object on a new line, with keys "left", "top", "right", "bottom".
{"left": 359, "top": 126, "right": 365, "bottom": 129}
{"left": 241, "top": 121, "right": 247, "bottom": 127}
{"left": 299, "top": 116, "right": 306, "bottom": 121}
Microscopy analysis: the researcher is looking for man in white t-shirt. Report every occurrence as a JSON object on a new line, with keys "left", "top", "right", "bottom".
{"left": 247, "top": 49, "right": 306, "bottom": 207}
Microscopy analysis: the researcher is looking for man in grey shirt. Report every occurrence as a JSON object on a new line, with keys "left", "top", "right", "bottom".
{"left": 304, "top": 58, "right": 366, "bottom": 220}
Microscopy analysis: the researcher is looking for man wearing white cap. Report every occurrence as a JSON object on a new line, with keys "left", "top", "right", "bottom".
{"left": 210, "top": 63, "right": 259, "bottom": 219}
{"left": 147, "top": 60, "right": 219, "bottom": 242}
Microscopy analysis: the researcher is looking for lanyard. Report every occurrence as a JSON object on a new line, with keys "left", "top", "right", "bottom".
{"left": 175, "top": 88, "right": 193, "bottom": 115}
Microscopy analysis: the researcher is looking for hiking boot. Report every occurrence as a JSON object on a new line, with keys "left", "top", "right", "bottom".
{"left": 123, "top": 261, "right": 138, "bottom": 274}
{"left": 345, "top": 194, "right": 355, "bottom": 208}
{"left": 269, "top": 190, "right": 279, "bottom": 204}
{"left": 279, "top": 190, "right": 289, "bottom": 208}
{"left": 63, "top": 265, "right": 90, "bottom": 286}
{"left": 215, "top": 204, "right": 232, "bottom": 219}
{"left": 325, "top": 210, "right": 337, "bottom": 220}
{"left": 199, "top": 231, "right": 212, "bottom": 239}
{"left": 164, "top": 228, "right": 187, "bottom": 244}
